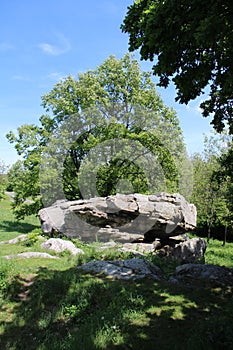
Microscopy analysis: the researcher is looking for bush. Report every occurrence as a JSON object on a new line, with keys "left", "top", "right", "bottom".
{"left": 23, "top": 228, "right": 42, "bottom": 247}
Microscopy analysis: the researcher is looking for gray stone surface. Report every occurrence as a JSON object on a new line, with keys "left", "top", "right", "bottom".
{"left": 0, "top": 234, "right": 28, "bottom": 244}
{"left": 118, "top": 242, "right": 156, "bottom": 254}
{"left": 0, "top": 234, "right": 45, "bottom": 245}
{"left": 155, "top": 237, "right": 207, "bottom": 263}
{"left": 77, "top": 258, "right": 164, "bottom": 280}
{"left": 170, "top": 263, "right": 233, "bottom": 286}
{"left": 96, "top": 241, "right": 118, "bottom": 251}
{"left": 38, "top": 192, "right": 196, "bottom": 242}
{"left": 4, "top": 252, "right": 59, "bottom": 259}
{"left": 41, "top": 238, "right": 84, "bottom": 256}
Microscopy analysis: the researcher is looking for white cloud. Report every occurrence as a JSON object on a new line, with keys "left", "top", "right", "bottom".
{"left": 0, "top": 42, "right": 14, "bottom": 52}
{"left": 11, "top": 75, "right": 30, "bottom": 81}
{"left": 185, "top": 99, "right": 205, "bottom": 114}
{"left": 38, "top": 34, "right": 71, "bottom": 56}
{"left": 46, "top": 72, "right": 65, "bottom": 81}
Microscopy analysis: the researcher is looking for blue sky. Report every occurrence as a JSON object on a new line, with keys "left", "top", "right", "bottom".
{"left": 0, "top": 0, "right": 213, "bottom": 166}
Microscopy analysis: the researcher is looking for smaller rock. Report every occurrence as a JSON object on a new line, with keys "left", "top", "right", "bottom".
{"left": 96, "top": 241, "right": 118, "bottom": 251}
{"left": 118, "top": 247, "right": 145, "bottom": 256}
{"left": 119, "top": 243, "right": 155, "bottom": 254}
{"left": 41, "top": 238, "right": 85, "bottom": 256}
{"left": 169, "top": 234, "right": 189, "bottom": 241}
{"left": 171, "top": 263, "right": 233, "bottom": 287}
{"left": 77, "top": 258, "right": 164, "bottom": 280}
{"left": 155, "top": 238, "right": 207, "bottom": 264}
{"left": 3, "top": 252, "right": 59, "bottom": 259}
{"left": 0, "top": 234, "right": 45, "bottom": 245}
{"left": 0, "top": 234, "right": 28, "bottom": 244}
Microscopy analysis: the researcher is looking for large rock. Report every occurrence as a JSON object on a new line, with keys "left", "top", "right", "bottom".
{"left": 38, "top": 192, "right": 196, "bottom": 243}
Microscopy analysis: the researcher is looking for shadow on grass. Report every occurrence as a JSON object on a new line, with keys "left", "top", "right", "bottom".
{"left": 1, "top": 265, "right": 233, "bottom": 350}
{"left": 0, "top": 220, "right": 39, "bottom": 234}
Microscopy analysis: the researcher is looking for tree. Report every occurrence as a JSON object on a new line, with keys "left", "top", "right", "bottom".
{"left": 0, "top": 160, "right": 9, "bottom": 200}
{"left": 191, "top": 133, "right": 232, "bottom": 241}
{"left": 7, "top": 54, "right": 188, "bottom": 219}
{"left": 6, "top": 160, "right": 41, "bottom": 218}
{"left": 214, "top": 141, "right": 233, "bottom": 243}
{"left": 122, "top": 0, "right": 233, "bottom": 133}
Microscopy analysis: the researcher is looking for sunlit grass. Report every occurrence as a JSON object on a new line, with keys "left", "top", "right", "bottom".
{"left": 0, "top": 196, "right": 233, "bottom": 349}
{"left": 0, "top": 198, "right": 40, "bottom": 240}
{"left": 205, "top": 238, "right": 233, "bottom": 267}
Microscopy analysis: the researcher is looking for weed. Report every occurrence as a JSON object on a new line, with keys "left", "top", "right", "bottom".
{"left": 0, "top": 259, "right": 15, "bottom": 302}
{"left": 22, "top": 228, "right": 42, "bottom": 247}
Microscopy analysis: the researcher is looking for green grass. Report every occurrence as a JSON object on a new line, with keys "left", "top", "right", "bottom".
{"left": 205, "top": 238, "right": 233, "bottom": 267}
{"left": 0, "top": 198, "right": 40, "bottom": 241}
{"left": 0, "top": 197, "right": 233, "bottom": 350}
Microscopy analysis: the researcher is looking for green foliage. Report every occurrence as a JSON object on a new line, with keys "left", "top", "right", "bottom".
{"left": 0, "top": 160, "right": 9, "bottom": 200}
{"left": 215, "top": 144, "right": 233, "bottom": 214}
{"left": 147, "top": 254, "right": 180, "bottom": 278}
{"left": 22, "top": 228, "right": 42, "bottom": 247}
{"left": 191, "top": 133, "right": 233, "bottom": 240}
{"left": 7, "top": 54, "right": 186, "bottom": 219}
{"left": 6, "top": 160, "right": 42, "bottom": 219}
{"left": 122, "top": 0, "right": 233, "bottom": 133}
{"left": 0, "top": 176, "right": 7, "bottom": 200}
{"left": 0, "top": 259, "right": 15, "bottom": 303}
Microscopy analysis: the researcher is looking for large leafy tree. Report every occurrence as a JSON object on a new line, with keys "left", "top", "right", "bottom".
{"left": 122, "top": 0, "right": 233, "bottom": 132}
{"left": 7, "top": 54, "right": 187, "bottom": 219}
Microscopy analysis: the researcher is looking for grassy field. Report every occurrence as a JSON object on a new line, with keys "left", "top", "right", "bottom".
{"left": 1, "top": 197, "right": 233, "bottom": 350}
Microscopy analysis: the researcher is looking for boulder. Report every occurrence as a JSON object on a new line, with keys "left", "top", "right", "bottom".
{"left": 41, "top": 238, "right": 84, "bottom": 256}
{"left": 155, "top": 237, "right": 207, "bottom": 264}
{"left": 77, "top": 258, "right": 164, "bottom": 280}
{"left": 38, "top": 192, "right": 196, "bottom": 243}
{"left": 170, "top": 263, "right": 233, "bottom": 287}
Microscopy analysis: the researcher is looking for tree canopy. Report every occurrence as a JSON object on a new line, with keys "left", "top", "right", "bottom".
{"left": 122, "top": 0, "right": 233, "bottom": 133}
{"left": 7, "top": 54, "right": 188, "bottom": 219}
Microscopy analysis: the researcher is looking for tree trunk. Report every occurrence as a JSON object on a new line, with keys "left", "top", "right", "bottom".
{"left": 207, "top": 225, "right": 211, "bottom": 243}
{"left": 222, "top": 225, "right": 227, "bottom": 246}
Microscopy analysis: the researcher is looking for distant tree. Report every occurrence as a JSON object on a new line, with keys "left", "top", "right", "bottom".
{"left": 7, "top": 54, "right": 187, "bottom": 219}
{"left": 191, "top": 133, "right": 232, "bottom": 241}
{"left": 0, "top": 160, "right": 9, "bottom": 200}
{"left": 122, "top": 0, "right": 233, "bottom": 132}
{"left": 214, "top": 142, "right": 233, "bottom": 243}
{"left": 6, "top": 160, "right": 41, "bottom": 218}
